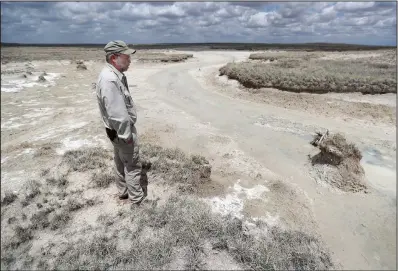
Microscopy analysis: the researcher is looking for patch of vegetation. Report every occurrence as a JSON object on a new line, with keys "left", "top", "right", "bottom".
{"left": 219, "top": 58, "right": 396, "bottom": 94}
{"left": 135, "top": 195, "right": 333, "bottom": 270}
{"left": 30, "top": 208, "right": 54, "bottom": 230}
{"left": 1, "top": 191, "right": 17, "bottom": 206}
{"left": 1, "top": 144, "right": 334, "bottom": 270}
{"left": 46, "top": 176, "right": 69, "bottom": 188}
{"left": 65, "top": 197, "right": 84, "bottom": 212}
{"left": 40, "top": 169, "right": 50, "bottom": 177}
{"left": 62, "top": 147, "right": 112, "bottom": 172}
{"left": 140, "top": 144, "right": 211, "bottom": 192}
{"left": 20, "top": 180, "right": 42, "bottom": 206}
{"left": 134, "top": 52, "right": 193, "bottom": 63}
{"left": 97, "top": 214, "right": 114, "bottom": 227}
{"left": 7, "top": 217, "right": 18, "bottom": 225}
{"left": 34, "top": 143, "right": 57, "bottom": 157}
{"left": 6, "top": 226, "right": 34, "bottom": 250}
{"left": 91, "top": 171, "right": 114, "bottom": 188}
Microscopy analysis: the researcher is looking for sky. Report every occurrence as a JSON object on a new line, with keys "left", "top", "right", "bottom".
{"left": 1, "top": 1, "right": 397, "bottom": 46}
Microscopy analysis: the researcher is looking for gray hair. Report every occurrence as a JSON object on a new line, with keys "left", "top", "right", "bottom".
{"left": 106, "top": 53, "right": 119, "bottom": 63}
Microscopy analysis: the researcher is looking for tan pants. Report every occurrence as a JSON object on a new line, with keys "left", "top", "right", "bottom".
{"left": 111, "top": 128, "right": 147, "bottom": 203}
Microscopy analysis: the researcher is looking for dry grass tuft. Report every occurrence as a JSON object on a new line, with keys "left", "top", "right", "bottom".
{"left": 46, "top": 176, "right": 69, "bottom": 188}
{"left": 77, "top": 63, "right": 87, "bottom": 70}
{"left": 228, "top": 225, "right": 333, "bottom": 270}
{"left": 50, "top": 210, "right": 71, "bottom": 231}
{"left": 62, "top": 147, "right": 112, "bottom": 172}
{"left": 91, "top": 171, "right": 115, "bottom": 188}
{"left": 1, "top": 191, "right": 17, "bottom": 206}
{"left": 140, "top": 143, "right": 211, "bottom": 192}
{"left": 65, "top": 197, "right": 84, "bottom": 212}
{"left": 5, "top": 226, "right": 34, "bottom": 250}
{"left": 20, "top": 180, "right": 42, "bottom": 206}
{"left": 30, "top": 208, "right": 54, "bottom": 230}
{"left": 34, "top": 143, "right": 57, "bottom": 157}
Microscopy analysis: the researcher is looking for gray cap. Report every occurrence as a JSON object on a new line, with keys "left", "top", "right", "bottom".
{"left": 104, "top": 40, "right": 136, "bottom": 55}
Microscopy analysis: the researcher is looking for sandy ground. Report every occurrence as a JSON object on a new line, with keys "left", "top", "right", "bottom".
{"left": 1, "top": 49, "right": 396, "bottom": 270}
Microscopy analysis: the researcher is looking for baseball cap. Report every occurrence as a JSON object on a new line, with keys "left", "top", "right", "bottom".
{"left": 104, "top": 40, "right": 136, "bottom": 55}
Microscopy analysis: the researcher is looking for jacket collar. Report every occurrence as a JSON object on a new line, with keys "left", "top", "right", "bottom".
{"left": 106, "top": 63, "right": 124, "bottom": 81}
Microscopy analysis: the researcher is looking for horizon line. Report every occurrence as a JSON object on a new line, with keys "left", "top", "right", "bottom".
{"left": 1, "top": 41, "right": 396, "bottom": 47}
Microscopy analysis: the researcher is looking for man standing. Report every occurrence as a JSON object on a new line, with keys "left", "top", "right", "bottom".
{"left": 96, "top": 40, "right": 146, "bottom": 204}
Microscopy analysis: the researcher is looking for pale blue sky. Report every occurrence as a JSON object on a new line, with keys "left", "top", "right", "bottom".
{"left": 1, "top": 2, "right": 396, "bottom": 45}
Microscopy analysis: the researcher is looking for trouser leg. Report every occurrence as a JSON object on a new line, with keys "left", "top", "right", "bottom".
{"left": 119, "top": 148, "right": 145, "bottom": 203}
{"left": 113, "top": 145, "right": 128, "bottom": 197}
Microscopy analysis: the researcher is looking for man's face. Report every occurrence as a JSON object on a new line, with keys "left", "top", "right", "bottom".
{"left": 113, "top": 53, "right": 131, "bottom": 72}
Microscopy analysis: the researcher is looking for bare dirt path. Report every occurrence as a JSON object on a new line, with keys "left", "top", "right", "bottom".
{"left": 144, "top": 51, "right": 396, "bottom": 270}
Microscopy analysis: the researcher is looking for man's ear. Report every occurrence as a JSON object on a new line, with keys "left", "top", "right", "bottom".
{"left": 109, "top": 54, "right": 117, "bottom": 63}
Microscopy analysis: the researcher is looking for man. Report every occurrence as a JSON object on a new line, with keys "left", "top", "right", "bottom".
{"left": 96, "top": 40, "right": 147, "bottom": 204}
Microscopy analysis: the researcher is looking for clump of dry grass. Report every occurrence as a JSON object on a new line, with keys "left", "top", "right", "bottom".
{"left": 30, "top": 208, "right": 54, "bottom": 230}
{"left": 77, "top": 63, "right": 87, "bottom": 70}
{"left": 228, "top": 225, "right": 333, "bottom": 270}
{"left": 20, "top": 180, "right": 42, "bottom": 206}
{"left": 310, "top": 132, "right": 367, "bottom": 192}
{"left": 46, "top": 175, "right": 69, "bottom": 188}
{"left": 33, "top": 143, "right": 57, "bottom": 157}
{"left": 50, "top": 210, "right": 71, "bottom": 231}
{"left": 220, "top": 57, "right": 396, "bottom": 94}
{"left": 37, "top": 74, "right": 46, "bottom": 82}
{"left": 1, "top": 191, "right": 17, "bottom": 206}
{"left": 140, "top": 143, "right": 211, "bottom": 192}
{"left": 62, "top": 147, "right": 112, "bottom": 172}
{"left": 91, "top": 171, "right": 114, "bottom": 188}
{"left": 65, "top": 197, "right": 84, "bottom": 212}
{"left": 5, "top": 226, "right": 34, "bottom": 250}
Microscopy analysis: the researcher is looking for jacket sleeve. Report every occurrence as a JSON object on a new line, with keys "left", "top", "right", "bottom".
{"left": 101, "top": 80, "right": 132, "bottom": 142}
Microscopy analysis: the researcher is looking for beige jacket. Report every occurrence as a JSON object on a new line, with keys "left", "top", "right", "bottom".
{"left": 96, "top": 63, "right": 137, "bottom": 142}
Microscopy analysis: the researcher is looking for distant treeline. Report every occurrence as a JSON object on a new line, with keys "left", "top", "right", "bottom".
{"left": 1, "top": 42, "right": 395, "bottom": 51}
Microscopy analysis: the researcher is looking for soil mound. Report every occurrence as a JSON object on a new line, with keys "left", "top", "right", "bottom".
{"left": 310, "top": 131, "right": 367, "bottom": 193}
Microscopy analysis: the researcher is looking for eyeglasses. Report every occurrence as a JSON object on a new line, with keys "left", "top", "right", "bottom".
{"left": 115, "top": 53, "right": 131, "bottom": 60}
